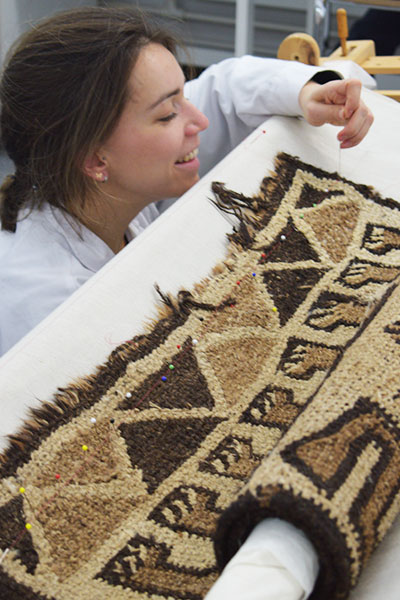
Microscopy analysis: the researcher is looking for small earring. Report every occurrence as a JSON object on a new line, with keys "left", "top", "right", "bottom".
{"left": 95, "top": 172, "right": 108, "bottom": 183}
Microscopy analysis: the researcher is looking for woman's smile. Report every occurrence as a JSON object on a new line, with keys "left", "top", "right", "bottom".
{"left": 175, "top": 147, "right": 199, "bottom": 164}
{"left": 99, "top": 43, "right": 209, "bottom": 210}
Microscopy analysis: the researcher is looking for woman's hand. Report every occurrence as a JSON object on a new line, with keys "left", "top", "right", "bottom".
{"left": 298, "top": 78, "right": 374, "bottom": 149}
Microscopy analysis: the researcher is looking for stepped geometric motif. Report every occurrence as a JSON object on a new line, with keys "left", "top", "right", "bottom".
{"left": 1, "top": 153, "right": 400, "bottom": 600}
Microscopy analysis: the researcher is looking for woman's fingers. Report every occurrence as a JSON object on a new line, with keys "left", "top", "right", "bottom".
{"left": 337, "top": 102, "right": 374, "bottom": 148}
{"left": 341, "top": 79, "right": 362, "bottom": 120}
{"left": 299, "top": 78, "right": 374, "bottom": 147}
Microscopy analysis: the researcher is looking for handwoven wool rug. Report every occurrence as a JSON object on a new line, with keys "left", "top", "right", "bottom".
{"left": 1, "top": 153, "right": 400, "bottom": 600}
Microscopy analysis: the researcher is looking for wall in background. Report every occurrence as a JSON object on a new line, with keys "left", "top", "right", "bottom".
{"left": 1, "top": 1, "right": 396, "bottom": 69}
{"left": 0, "top": 0, "right": 96, "bottom": 63}
{"left": 101, "top": 0, "right": 368, "bottom": 67}
{"left": 0, "top": 1, "right": 399, "bottom": 98}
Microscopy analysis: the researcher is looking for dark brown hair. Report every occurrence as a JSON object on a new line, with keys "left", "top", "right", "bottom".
{"left": 0, "top": 6, "right": 178, "bottom": 231}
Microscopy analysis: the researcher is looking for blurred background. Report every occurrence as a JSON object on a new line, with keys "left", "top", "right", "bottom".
{"left": 1, "top": 0, "right": 399, "bottom": 177}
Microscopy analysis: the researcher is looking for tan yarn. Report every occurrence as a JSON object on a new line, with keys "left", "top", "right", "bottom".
{"left": 1, "top": 153, "right": 400, "bottom": 600}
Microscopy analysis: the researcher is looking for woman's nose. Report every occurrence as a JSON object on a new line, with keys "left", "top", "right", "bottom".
{"left": 185, "top": 102, "right": 209, "bottom": 135}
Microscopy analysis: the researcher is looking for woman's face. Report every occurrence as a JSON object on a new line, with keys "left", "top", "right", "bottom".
{"left": 101, "top": 43, "right": 209, "bottom": 208}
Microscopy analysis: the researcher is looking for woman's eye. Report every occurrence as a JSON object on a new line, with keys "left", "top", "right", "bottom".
{"left": 159, "top": 112, "right": 177, "bottom": 123}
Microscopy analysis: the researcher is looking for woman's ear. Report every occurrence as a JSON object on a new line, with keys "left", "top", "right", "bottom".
{"left": 82, "top": 151, "right": 108, "bottom": 183}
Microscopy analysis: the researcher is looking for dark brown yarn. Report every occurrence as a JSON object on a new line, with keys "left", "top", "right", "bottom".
{"left": 1, "top": 153, "right": 400, "bottom": 600}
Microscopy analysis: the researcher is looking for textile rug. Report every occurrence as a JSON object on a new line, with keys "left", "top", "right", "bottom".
{"left": 1, "top": 153, "right": 400, "bottom": 600}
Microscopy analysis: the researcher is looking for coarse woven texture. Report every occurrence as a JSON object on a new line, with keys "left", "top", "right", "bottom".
{"left": 1, "top": 153, "right": 400, "bottom": 600}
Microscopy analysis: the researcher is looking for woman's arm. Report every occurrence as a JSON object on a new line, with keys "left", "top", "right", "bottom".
{"left": 185, "top": 56, "right": 333, "bottom": 175}
{"left": 184, "top": 56, "right": 373, "bottom": 175}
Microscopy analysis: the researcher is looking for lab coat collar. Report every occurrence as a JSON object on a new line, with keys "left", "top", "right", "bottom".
{"left": 45, "top": 206, "right": 125, "bottom": 273}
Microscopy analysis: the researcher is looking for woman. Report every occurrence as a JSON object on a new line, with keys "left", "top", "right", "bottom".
{"left": 0, "top": 6, "right": 373, "bottom": 356}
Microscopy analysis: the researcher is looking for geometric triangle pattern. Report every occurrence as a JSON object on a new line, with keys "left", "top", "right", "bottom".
{"left": 37, "top": 490, "right": 137, "bottom": 581}
{"left": 296, "top": 181, "right": 346, "bottom": 208}
{"left": 202, "top": 333, "right": 275, "bottom": 404}
{"left": 303, "top": 199, "right": 361, "bottom": 262}
{"left": 216, "top": 273, "right": 400, "bottom": 599}
{"left": 0, "top": 496, "right": 38, "bottom": 575}
{"left": 259, "top": 217, "right": 321, "bottom": 263}
{"left": 2, "top": 153, "right": 400, "bottom": 600}
{"left": 118, "top": 343, "right": 216, "bottom": 411}
{"left": 119, "top": 417, "right": 224, "bottom": 494}
{"left": 0, "top": 571, "right": 49, "bottom": 600}
{"left": 263, "top": 267, "right": 324, "bottom": 325}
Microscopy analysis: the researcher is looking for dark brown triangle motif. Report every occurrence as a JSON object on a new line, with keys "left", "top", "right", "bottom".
{"left": 119, "top": 417, "right": 223, "bottom": 493}
{"left": 0, "top": 571, "right": 49, "bottom": 600}
{"left": 260, "top": 218, "right": 320, "bottom": 264}
{"left": 263, "top": 267, "right": 324, "bottom": 325}
{"left": 118, "top": 340, "right": 215, "bottom": 411}
{"left": 0, "top": 496, "right": 39, "bottom": 574}
{"left": 296, "top": 183, "right": 344, "bottom": 209}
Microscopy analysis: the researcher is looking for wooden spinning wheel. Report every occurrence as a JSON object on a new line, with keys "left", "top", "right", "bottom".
{"left": 278, "top": 7, "right": 400, "bottom": 101}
